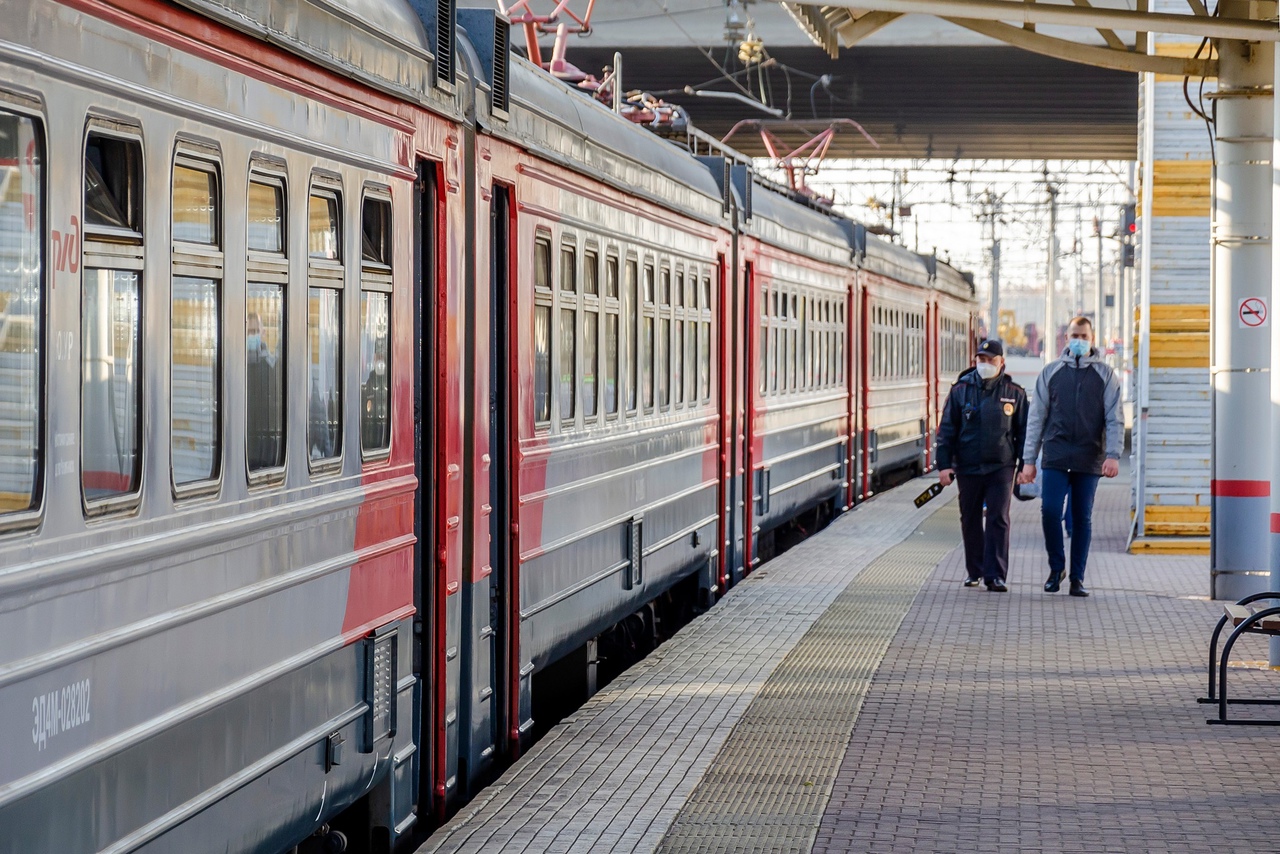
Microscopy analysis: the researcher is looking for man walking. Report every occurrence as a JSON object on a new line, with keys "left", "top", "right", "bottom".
{"left": 1018, "top": 316, "right": 1122, "bottom": 597}
{"left": 936, "top": 339, "right": 1028, "bottom": 592}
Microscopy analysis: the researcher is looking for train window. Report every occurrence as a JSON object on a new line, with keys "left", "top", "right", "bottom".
{"left": 758, "top": 286, "right": 767, "bottom": 396}
{"left": 699, "top": 320, "right": 710, "bottom": 401}
{"left": 559, "top": 244, "right": 576, "bottom": 424}
{"left": 674, "top": 269, "right": 683, "bottom": 307}
{"left": 685, "top": 315, "right": 696, "bottom": 403}
{"left": 604, "top": 254, "right": 619, "bottom": 417}
{"left": 582, "top": 248, "right": 599, "bottom": 420}
{"left": 247, "top": 176, "right": 287, "bottom": 477}
{"left": 360, "top": 195, "right": 393, "bottom": 457}
{"left": 559, "top": 305, "right": 576, "bottom": 422}
{"left": 82, "top": 130, "right": 143, "bottom": 509}
{"left": 362, "top": 197, "right": 391, "bottom": 268}
{"left": 84, "top": 134, "right": 142, "bottom": 234}
{"left": 625, "top": 258, "right": 637, "bottom": 412}
{"left": 702, "top": 276, "right": 712, "bottom": 311}
{"left": 658, "top": 315, "right": 669, "bottom": 408}
{"left": 248, "top": 180, "right": 284, "bottom": 252}
{"left": 360, "top": 293, "right": 391, "bottom": 453}
{"left": 534, "top": 305, "right": 551, "bottom": 424}
{"left": 307, "top": 184, "right": 343, "bottom": 469}
{"left": 673, "top": 317, "right": 684, "bottom": 405}
{"left": 247, "top": 283, "right": 285, "bottom": 472}
{"left": 605, "top": 312, "right": 618, "bottom": 416}
{"left": 0, "top": 110, "right": 44, "bottom": 519}
{"left": 534, "top": 234, "right": 552, "bottom": 427}
{"left": 309, "top": 192, "right": 340, "bottom": 261}
{"left": 642, "top": 264, "right": 654, "bottom": 409}
{"left": 307, "top": 287, "right": 342, "bottom": 462}
{"left": 584, "top": 249, "right": 598, "bottom": 296}
{"left": 171, "top": 159, "right": 223, "bottom": 491}
{"left": 605, "top": 255, "right": 619, "bottom": 299}
{"left": 535, "top": 237, "right": 551, "bottom": 292}
{"left": 661, "top": 266, "right": 670, "bottom": 305}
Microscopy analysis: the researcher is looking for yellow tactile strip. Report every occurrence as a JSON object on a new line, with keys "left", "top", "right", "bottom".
{"left": 655, "top": 504, "right": 959, "bottom": 854}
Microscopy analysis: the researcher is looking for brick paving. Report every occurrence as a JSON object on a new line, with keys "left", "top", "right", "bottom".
{"left": 419, "top": 483, "right": 954, "bottom": 854}
{"left": 815, "top": 473, "right": 1278, "bottom": 853}
{"left": 421, "top": 470, "right": 1280, "bottom": 854}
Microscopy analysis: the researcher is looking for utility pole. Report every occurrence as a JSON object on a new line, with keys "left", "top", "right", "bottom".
{"left": 1095, "top": 216, "right": 1105, "bottom": 345}
{"left": 1045, "top": 180, "right": 1058, "bottom": 363}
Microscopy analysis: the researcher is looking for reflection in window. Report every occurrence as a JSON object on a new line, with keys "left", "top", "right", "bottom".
{"left": 307, "top": 287, "right": 342, "bottom": 462}
{"left": 248, "top": 180, "right": 284, "bottom": 252}
{"left": 0, "top": 111, "right": 43, "bottom": 513}
{"left": 642, "top": 315, "right": 654, "bottom": 409}
{"left": 171, "top": 277, "right": 219, "bottom": 484}
{"left": 626, "top": 260, "right": 638, "bottom": 410}
{"left": 699, "top": 321, "right": 711, "bottom": 400}
{"left": 559, "top": 307, "right": 576, "bottom": 421}
{"left": 82, "top": 270, "right": 140, "bottom": 499}
{"left": 673, "top": 318, "right": 684, "bottom": 404}
{"left": 583, "top": 309, "right": 598, "bottom": 418}
{"left": 247, "top": 284, "right": 285, "bottom": 470}
{"left": 605, "top": 313, "right": 618, "bottom": 415}
{"left": 534, "top": 305, "right": 550, "bottom": 423}
{"left": 309, "top": 192, "right": 340, "bottom": 260}
{"left": 658, "top": 317, "right": 669, "bottom": 407}
{"left": 361, "top": 292, "right": 391, "bottom": 453}
{"left": 172, "top": 165, "right": 218, "bottom": 244}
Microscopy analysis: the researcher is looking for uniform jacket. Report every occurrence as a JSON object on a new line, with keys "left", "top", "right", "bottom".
{"left": 935, "top": 367, "right": 1029, "bottom": 476}
{"left": 1022, "top": 346, "right": 1123, "bottom": 475}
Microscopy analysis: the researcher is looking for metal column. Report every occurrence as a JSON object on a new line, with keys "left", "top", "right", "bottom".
{"left": 1046, "top": 183, "right": 1058, "bottom": 363}
{"left": 1212, "top": 5, "right": 1275, "bottom": 600}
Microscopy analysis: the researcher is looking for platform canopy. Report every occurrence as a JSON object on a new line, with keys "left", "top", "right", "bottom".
{"left": 532, "top": 0, "right": 1257, "bottom": 160}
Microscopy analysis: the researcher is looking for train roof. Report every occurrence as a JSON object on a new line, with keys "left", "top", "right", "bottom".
{"left": 171, "top": 0, "right": 435, "bottom": 102}
{"left": 739, "top": 178, "right": 854, "bottom": 268}
{"left": 926, "top": 257, "right": 977, "bottom": 300}
{"left": 500, "top": 56, "right": 725, "bottom": 223}
{"left": 855, "top": 227, "right": 933, "bottom": 290}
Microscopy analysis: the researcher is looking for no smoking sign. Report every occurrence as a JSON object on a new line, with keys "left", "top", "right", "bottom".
{"left": 1239, "top": 297, "right": 1269, "bottom": 328}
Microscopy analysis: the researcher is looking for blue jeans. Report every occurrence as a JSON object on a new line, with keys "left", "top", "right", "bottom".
{"left": 1040, "top": 468, "right": 1101, "bottom": 583}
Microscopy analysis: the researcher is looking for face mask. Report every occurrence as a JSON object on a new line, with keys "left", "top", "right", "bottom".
{"left": 975, "top": 362, "right": 999, "bottom": 380}
{"left": 1067, "top": 338, "right": 1090, "bottom": 358}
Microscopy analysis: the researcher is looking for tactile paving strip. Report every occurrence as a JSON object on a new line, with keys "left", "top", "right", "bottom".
{"left": 655, "top": 503, "right": 961, "bottom": 854}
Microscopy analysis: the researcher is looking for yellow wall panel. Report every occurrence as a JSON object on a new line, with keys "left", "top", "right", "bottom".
{"left": 1150, "top": 159, "right": 1212, "bottom": 217}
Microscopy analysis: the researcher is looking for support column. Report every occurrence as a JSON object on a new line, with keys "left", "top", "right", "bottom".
{"left": 1046, "top": 183, "right": 1058, "bottom": 363}
{"left": 1212, "top": 5, "right": 1275, "bottom": 600}
{"left": 1272, "top": 15, "right": 1280, "bottom": 662}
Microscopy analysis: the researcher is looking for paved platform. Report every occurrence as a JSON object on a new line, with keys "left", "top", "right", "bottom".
{"left": 420, "top": 472, "right": 1280, "bottom": 853}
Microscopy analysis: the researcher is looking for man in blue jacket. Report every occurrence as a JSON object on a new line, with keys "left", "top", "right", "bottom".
{"left": 1018, "top": 316, "right": 1123, "bottom": 597}
{"left": 936, "top": 339, "right": 1028, "bottom": 592}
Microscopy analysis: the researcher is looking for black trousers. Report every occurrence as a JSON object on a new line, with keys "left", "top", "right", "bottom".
{"left": 955, "top": 467, "right": 1016, "bottom": 582}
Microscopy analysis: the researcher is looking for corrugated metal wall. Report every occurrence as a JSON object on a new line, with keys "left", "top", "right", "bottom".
{"left": 1132, "top": 33, "right": 1212, "bottom": 551}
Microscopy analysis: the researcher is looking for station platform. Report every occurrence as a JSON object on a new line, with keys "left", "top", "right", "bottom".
{"left": 419, "top": 471, "right": 1279, "bottom": 853}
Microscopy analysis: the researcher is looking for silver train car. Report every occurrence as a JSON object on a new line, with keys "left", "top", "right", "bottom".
{"left": 0, "top": 1, "right": 976, "bottom": 851}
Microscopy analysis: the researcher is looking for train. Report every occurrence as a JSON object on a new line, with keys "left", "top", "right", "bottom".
{"left": 0, "top": 0, "right": 976, "bottom": 851}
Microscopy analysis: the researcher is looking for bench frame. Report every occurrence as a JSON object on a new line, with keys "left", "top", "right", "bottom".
{"left": 1200, "top": 592, "right": 1280, "bottom": 725}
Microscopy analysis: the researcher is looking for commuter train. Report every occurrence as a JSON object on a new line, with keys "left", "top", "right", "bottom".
{"left": 0, "top": 0, "right": 976, "bottom": 851}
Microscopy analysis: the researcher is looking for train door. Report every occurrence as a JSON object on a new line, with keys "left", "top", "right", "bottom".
{"left": 741, "top": 260, "right": 758, "bottom": 574}
{"left": 717, "top": 252, "right": 745, "bottom": 587}
{"left": 413, "top": 160, "right": 438, "bottom": 822}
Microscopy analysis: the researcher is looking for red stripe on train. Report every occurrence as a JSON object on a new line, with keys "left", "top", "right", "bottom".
{"left": 1212, "top": 479, "right": 1270, "bottom": 497}
{"left": 81, "top": 470, "right": 134, "bottom": 491}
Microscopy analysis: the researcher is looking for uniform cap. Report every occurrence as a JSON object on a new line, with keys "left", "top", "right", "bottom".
{"left": 977, "top": 339, "right": 1004, "bottom": 358}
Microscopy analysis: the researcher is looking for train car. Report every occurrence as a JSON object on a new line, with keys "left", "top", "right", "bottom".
{"left": 926, "top": 256, "right": 979, "bottom": 465}
{"left": 734, "top": 177, "right": 855, "bottom": 567}
{"left": 0, "top": 0, "right": 453, "bottom": 849}
{"left": 854, "top": 227, "right": 935, "bottom": 494}
{"left": 0, "top": 2, "right": 979, "bottom": 850}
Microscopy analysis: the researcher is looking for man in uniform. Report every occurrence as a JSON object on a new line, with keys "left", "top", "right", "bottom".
{"left": 1018, "top": 316, "right": 1122, "bottom": 597}
{"left": 936, "top": 339, "right": 1029, "bottom": 592}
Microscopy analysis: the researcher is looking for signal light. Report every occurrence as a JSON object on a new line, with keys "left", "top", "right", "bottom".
{"left": 1121, "top": 203, "right": 1136, "bottom": 236}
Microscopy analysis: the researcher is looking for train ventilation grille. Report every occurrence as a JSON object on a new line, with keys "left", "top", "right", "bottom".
{"left": 492, "top": 21, "right": 510, "bottom": 113}
{"left": 436, "top": 0, "right": 455, "bottom": 85}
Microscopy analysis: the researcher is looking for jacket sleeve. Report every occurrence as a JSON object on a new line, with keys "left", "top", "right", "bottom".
{"left": 1100, "top": 364, "right": 1123, "bottom": 460}
{"left": 935, "top": 385, "right": 961, "bottom": 470}
{"left": 1012, "top": 384, "right": 1029, "bottom": 469}
{"left": 1021, "top": 364, "right": 1053, "bottom": 464}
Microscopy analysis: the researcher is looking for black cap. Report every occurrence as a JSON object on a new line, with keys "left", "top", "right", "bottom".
{"left": 977, "top": 339, "right": 1004, "bottom": 358}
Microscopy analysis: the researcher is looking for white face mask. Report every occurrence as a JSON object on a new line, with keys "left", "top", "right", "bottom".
{"left": 975, "top": 362, "right": 999, "bottom": 380}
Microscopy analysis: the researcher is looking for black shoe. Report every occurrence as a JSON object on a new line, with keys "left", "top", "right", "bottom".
{"left": 1069, "top": 580, "right": 1089, "bottom": 597}
{"left": 986, "top": 579, "right": 1008, "bottom": 592}
{"left": 963, "top": 577, "right": 981, "bottom": 588}
{"left": 1044, "top": 572, "right": 1062, "bottom": 593}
